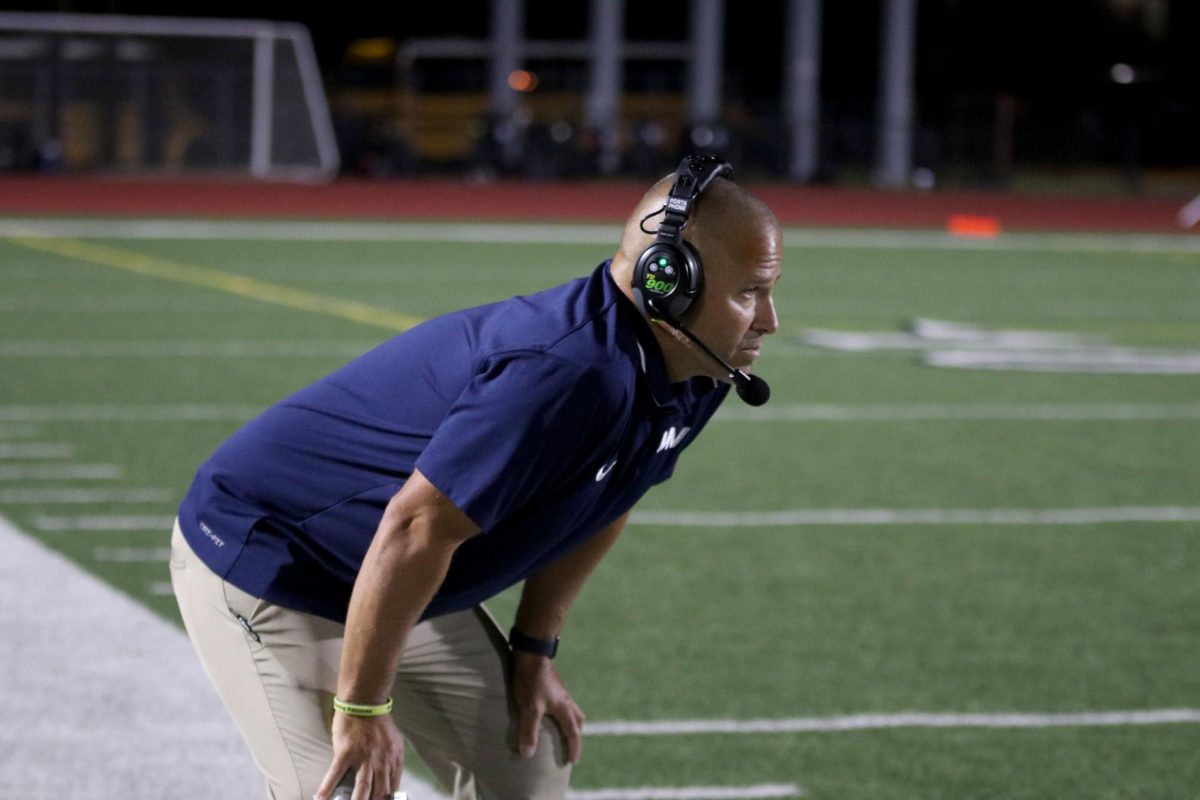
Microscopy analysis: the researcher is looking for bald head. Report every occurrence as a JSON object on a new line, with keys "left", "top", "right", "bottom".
{"left": 610, "top": 168, "right": 783, "bottom": 384}
{"left": 611, "top": 173, "right": 780, "bottom": 299}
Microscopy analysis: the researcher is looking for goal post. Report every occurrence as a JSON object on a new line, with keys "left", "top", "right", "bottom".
{"left": 0, "top": 11, "right": 339, "bottom": 180}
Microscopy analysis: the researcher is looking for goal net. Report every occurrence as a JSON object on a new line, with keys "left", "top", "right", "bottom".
{"left": 0, "top": 12, "right": 339, "bottom": 180}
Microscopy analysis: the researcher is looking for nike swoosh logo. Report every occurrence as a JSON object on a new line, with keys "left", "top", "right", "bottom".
{"left": 595, "top": 459, "right": 618, "bottom": 482}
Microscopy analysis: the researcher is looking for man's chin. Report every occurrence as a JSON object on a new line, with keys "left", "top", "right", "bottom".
{"left": 731, "top": 350, "right": 760, "bottom": 370}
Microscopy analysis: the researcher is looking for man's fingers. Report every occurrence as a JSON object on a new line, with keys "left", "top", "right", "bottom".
{"left": 314, "top": 758, "right": 350, "bottom": 800}
{"left": 565, "top": 724, "right": 582, "bottom": 765}
{"left": 548, "top": 703, "right": 584, "bottom": 765}
{"left": 518, "top": 703, "right": 544, "bottom": 758}
{"left": 351, "top": 767, "right": 373, "bottom": 800}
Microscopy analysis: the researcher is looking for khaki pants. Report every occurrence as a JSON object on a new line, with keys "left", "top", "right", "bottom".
{"left": 169, "top": 523, "right": 571, "bottom": 800}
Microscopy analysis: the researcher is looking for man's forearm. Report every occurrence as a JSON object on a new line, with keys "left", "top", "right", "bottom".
{"left": 337, "top": 523, "right": 456, "bottom": 703}
{"left": 508, "top": 512, "right": 629, "bottom": 762}
{"left": 336, "top": 471, "right": 478, "bottom": 704}
{"left": 514, "top": 511, "right": 630, "bottom": 639}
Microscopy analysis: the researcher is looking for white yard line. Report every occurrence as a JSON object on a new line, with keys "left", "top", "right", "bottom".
{"left": 585, "top": 710, "right": 1200, "bottom": 736}
{"left": 799, "top": 328, "right": 1100, "bottom": 352}
{"left": 5, "top": 218, "right": 1200, "bottom": 254}
{"left": 0, "top": 488, "right": 174, "bottom": 503}
{"left": 567, "top": 786, "right": 802, "bottom": 800}
{"left": 630, "top": 507, "right": 1200, "bottom": 527}
{"left": 0, "top": 340, "right": 378, "bottom": 358}
{"left": 0, "top": 464, "right": 122, "bottom": 480}
{"left": 798, "top": 321, "right": 1200, "bottom": 375}
{"left": 5, "top": 402, "right": 1200, "bottom": 425}
{"left": 714, "top": 402, "right": 1200, "bottom": 422}
{"left": 35, "top": 514, "right": 175, "bottom": 531}
{"left": 0, "top": 442, "right": 73, "bottom": 458}
{"left": 0, "top": 405, "right": 261, "bottom": 422}
{"left": 926, "top": 348, "right": 1200, "bottom": 374}
{"left": 94, "top": 546, "right": 172, "bottom": 561}
{"left": 0, "top": 296, "right": 305, "bottom": 313}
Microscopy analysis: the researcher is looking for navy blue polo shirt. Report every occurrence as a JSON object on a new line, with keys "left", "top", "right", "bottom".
{"left": 177, "top": 261, "right": 728, "bottom": 623}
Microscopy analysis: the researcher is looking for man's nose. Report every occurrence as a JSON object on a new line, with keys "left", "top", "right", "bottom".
{"left": 756, "top": 295, "right": 779, "bottom": 335}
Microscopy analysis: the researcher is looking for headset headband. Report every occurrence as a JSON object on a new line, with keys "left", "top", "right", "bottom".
{"left": 656, "top": 155, "right": 735, "bottom": 242}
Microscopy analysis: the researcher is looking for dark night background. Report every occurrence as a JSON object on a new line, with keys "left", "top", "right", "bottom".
{"left": 5, "top": 0, "right": 1198, "bottom": 186}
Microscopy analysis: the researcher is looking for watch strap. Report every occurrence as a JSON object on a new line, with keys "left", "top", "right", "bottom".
{"left": 509, "top": 626, "right": 559, "bottom": 659}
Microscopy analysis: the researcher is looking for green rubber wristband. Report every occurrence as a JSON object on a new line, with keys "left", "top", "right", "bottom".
{"left": 332, "top": 696, "right": 394, "bottom": 717}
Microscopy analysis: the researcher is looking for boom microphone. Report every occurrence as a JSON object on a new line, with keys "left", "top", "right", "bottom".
{"left": 656, "top": 313, "right": 771, "bottom": 407}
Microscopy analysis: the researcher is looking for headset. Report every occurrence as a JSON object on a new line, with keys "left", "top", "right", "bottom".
{"left": 630, "top": 154, "right": 771, "bottom": 406}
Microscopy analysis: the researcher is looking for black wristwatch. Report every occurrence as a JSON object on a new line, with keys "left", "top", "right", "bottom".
{"left": 509, "top": 626, "right": 560, "bottom": 659}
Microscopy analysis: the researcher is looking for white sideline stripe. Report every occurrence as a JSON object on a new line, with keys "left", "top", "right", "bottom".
{"left": 6, "top": 402, "right": 1200, "bottom": 425}
{"left": 0, "top": 442, "right": 73, "bottom": 458}
{"left": 36, "top": 514, "right": 175, "bottom": 531}
{"left": 715, "top": 402, "right": 1200, "bottom": 422}
{"left": 0, "top": 512, "right": 450, "bottom": 800}
{"left": 0, "top": 218, "right": 622, "bottom": 244}
{"left": 5, "top": 217, "right": 1200, "bottom": 254}
{"left": 94, "top": 546, "right": 172, "bottom": 561}
{"left": 0, "top": 488, "right": 174, "bottom": 503}
{"left": 0, "top": 464, "right": 122, "bottom": 480}
{"left": 0, "top": 511, "right": 264, "bottom": 798}
{"left": 567, "top": 786, "right": 802, "bottom": 800}
{"left": 630, "top": 506, "right": 1200, "bottom": 527}
{"left": 0, "top": 340, "right": 378, "bottom": 358}
{"left": 0, "top": 405, "right": 261, "bottom": 421}
{"left": 585, "top": 710, "right": 1200, "bottom": 736}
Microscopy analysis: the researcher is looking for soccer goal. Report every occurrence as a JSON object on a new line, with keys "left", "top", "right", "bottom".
{"left": 0, "top": 11, "right": 339, "bottom": 180}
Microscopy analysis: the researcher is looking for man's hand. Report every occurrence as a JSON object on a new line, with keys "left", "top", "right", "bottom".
{"left": 314, "top": 712, "right": 406, "bottom": 800}
{"left": 321, "top": 471, "right": 476, "bottom": 800}
{"left": 508, "top": 512, "right": 627, "bottom": 766}
{"left": 511, "top": 651, "right": 585, "bottom": 765}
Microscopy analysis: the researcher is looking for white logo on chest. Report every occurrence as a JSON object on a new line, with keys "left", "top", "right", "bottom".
{"left": 656, "top": 426, "right": 691, "bottom": 453}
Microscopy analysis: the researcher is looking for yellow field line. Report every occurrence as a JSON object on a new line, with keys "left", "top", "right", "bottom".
{"left": 6, "top": 236, "right": 425, "bottom": 333}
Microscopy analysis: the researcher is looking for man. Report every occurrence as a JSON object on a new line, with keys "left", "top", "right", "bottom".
{"left": 169, "top": 157, "right": 781, "bottom": 800}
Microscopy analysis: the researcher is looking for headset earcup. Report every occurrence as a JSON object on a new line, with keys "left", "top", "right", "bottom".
{"left": 670, "top": 239, "right": 703, "bottom": 319}
{"left": 632, "top": 240, "right": 703, "bottom": 320}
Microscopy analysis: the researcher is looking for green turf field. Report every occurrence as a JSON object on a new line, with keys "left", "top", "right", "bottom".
{"left": 1, "top": 219, "right": 1198, "bottom": 798}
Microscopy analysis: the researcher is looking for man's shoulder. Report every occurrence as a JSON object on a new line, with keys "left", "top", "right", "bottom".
{"left": 467, "top": 265, "right": 631, "bottom": 378}
{"left": 478, "top": 345, "right": 633, "bottom": 413}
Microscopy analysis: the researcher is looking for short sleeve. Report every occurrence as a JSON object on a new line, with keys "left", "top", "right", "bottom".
{"left": 415, "top": 353, "right": 613, "bottom": 531}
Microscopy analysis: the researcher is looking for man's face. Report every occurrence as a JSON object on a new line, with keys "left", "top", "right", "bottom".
{"left": 681, "top": 224, "right": 782, "bottom": 377}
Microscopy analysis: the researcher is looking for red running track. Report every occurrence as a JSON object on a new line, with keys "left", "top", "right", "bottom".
{"left": 0, "top": 175, "right": 1195, "bottom": 234}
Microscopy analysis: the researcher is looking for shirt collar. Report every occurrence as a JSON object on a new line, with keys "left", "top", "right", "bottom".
{"left": 601, "top": 262, "right": 683, "bottom": 409}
